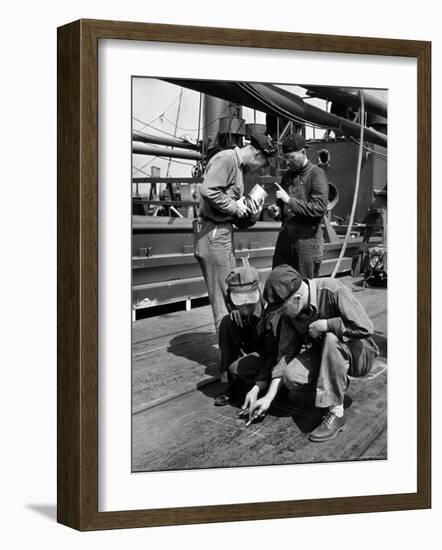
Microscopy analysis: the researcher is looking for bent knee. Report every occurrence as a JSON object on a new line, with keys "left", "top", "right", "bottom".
{"left": 282, "top": 361, "right": 311, "bottom": 389}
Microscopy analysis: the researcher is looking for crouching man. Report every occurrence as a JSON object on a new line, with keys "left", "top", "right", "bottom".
{"left": 248, "top": 264, "right": 379, "bottom": 442}
{"left": 215, "top": 266, "right": 279, "bottom": 408}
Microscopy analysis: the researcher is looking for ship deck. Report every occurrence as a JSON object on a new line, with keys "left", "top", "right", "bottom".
{"left": 132, "top": 275, "right": 387, "bottom": 472}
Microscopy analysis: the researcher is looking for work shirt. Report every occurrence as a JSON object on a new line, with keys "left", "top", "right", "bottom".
{"left": 277, "top": 160, "right": 328, "bottom": 225}
{"left": 225, "top": 295, "right": 282, "bottom": 387}
{"left": 226, "top": 297, "right": 266, "bottom": 353}
{"left": 271, "top": 277, "right": 379, "bottom": 379}
{"left": 199, "top": 147, "right": 245, "bottom": 223}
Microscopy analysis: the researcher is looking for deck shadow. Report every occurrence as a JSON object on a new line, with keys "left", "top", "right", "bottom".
{"left": 270, "top": 390, "right": 353, "bottom": 433}
{"left": 168, "top": 331, "right": 219, "bottom": 375}
{"left": 372, "top": 332, "right": 387, "bottom": 357}
{"left": 205, "top": 385, "right": 354, "bottom": 434}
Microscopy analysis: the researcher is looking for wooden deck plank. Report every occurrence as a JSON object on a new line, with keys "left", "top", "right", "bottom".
{"left": 132, "top": 365, "right": 387, "bottom": 471}
{"left": 132, "top": 305, "right": 214, "bottom": 344}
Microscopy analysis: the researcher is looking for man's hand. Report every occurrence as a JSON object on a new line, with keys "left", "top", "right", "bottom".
{"left": 274, "top": 182, "right": 290, "bottom": 204}
{"left": 308, "top": 319, "right": 328, "bottom": 339}
{"left": 246, "top": 395, "right": 272, "bottom": 426}
{"left": 266, "top": 204, "right": 280, "bottom": 219}
{"left": 235, "top": 197, "right": 248, "bottom": 217}
{"left": 219, "top": 371, "right": 229, "bottom": 384}
{"left": 229, "top": 309, "right": 243, "bottom": 328}
{"left": 249, "top": 196, "right": 264, "bottom": 216}
{"left": 241, "top": 385, "right": 260, "bottom": 413}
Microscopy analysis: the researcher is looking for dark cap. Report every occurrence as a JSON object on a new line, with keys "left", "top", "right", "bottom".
{"left": 249, "top": 133, "right": 276, "bottom": 158}
{"left": 263, "top": 264, "right": 303, "bottom": 305}
{"left": 226, "top": 266, "right": 261, "bottom": 306}
{"left": 282, "top": 133, "right": 309, "bottom": 154}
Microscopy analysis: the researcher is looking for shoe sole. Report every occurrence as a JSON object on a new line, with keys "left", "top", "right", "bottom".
{"left": 214, "top": 396, "right": 230, "bottom": 406}
{"left": 308, "top": 424, "right": 346, "bottom": 443}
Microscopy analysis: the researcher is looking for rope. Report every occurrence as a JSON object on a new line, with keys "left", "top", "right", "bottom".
{"left": 331, "top": 91, "right": 365, "bottom": 278}
{"left": 343, "top": 132, "right": 388, "bottom": 160}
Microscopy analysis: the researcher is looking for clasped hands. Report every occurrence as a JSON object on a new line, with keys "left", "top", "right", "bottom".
{"left": 307, "top": 319, "right": 328, "bottom": 339}
{"left": 235, "top": 196, "right": 264, "bottom": 218}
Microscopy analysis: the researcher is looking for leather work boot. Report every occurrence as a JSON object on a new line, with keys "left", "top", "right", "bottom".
{"left": 308, "top": 411, "right": 346, "bottom": 442}
{"left": 214, "top": 380, "right": 244, "bottom": 406}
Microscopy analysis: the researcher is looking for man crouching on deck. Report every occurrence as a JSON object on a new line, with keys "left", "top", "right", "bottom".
{"left": 214, "top": 266, "right": 279, "bottom": 408}
{"left": 248, "top": 264, "right": 379, "bottom": 442}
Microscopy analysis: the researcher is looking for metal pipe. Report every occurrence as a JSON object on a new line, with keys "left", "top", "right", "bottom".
{"left": 132, "top": 142, "right": 202, "bottom": 160}
{"left": 132, "top": 130, "right": 198, "bottom": 150}
{"left": 241, "top": 82, "right": 387, "bottom": 148}
{"left": 304, "top": 85, "right": 387, "bottom": 119}
{"left": 162, "top": 79, "right": 387, "bottom": 148}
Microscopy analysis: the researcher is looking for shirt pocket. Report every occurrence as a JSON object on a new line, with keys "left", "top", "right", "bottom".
{"left": 289, "top": 179, "right": 307, "bottom": 202}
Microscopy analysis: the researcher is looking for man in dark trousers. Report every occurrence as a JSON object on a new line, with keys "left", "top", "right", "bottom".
{"left": 215, "top": 266, "right": 279, "bottom": 408}
{"left": 247, "top": 264, "right": 379, "bottom": 442}
{"left": 194, "top": 134, "right": 276, "bottom": 334}
{"left": 269, "top": 133, "right": 329, "bottom": 278}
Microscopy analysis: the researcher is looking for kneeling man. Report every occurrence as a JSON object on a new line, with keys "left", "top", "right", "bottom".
{"left": 215, "top": 266, "right": 278, "bottom": 408}
{"left": 248, "top": 264, "right": 379, "bottom": 442}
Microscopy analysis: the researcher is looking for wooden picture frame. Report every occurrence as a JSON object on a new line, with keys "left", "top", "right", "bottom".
{"left": 57, "top": 18, "right": 431, "bottom": 531}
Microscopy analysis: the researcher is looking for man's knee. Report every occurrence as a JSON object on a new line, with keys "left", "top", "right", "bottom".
{"left": 321, "top": 332, "right": 349, "bottom": 375}
{"left": 228, "top": 354, "right": 262, "bottom": 384}
{"left": 227, "top": 360, "right": 239, "bottom": 379}
{"left": 282, "top": 360, "right": 312, "bottom": 390}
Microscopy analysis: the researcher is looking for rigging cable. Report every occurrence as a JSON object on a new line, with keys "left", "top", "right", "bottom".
{"left": 133, "top": 157, "right": 196, "bottom": 178}
{"left": 134, "top": 92, "right": 182, "bottom": 131}
{"left": 166, "top": 87, "right": 184, "bottom": 177}
{"left": 160, "top": 104, "right": 231, "bottom": 132}
{"left": 132, "top": 117, "right": 182, "bottom": 139}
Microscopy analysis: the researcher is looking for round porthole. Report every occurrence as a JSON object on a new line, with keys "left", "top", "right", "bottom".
{"left": 318, "top": 148, "right": 331, "bottom": 167}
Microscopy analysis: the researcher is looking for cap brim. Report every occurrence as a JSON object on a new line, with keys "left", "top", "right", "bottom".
{"left": 230, "top": 289, "right": 260, "bottom": 306}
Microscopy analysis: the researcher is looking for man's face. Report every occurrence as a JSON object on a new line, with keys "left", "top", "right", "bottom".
{"left": 237, "top": 302, "right": 258, "bottom": 316}
{"left": 281, "top": 293, "right": 304, "bottom": 320}
{"left": 285, "top": 149, "right": 306, "bottom": 170}
{"left": 247, "top": 152, "right": 268, "bottom": 173}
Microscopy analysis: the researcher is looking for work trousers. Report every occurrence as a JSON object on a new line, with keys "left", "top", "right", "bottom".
{"left": 281, "top": 332, "right": 377, "bottom": 408}
{"left": 273, "top": 223, "right": 324, "bottom": 278}
{"left": 218, "top": 314, "right": 265, "bottom": 380}
{"left": 194, "top": 219, "right": 236, "bottom": 334}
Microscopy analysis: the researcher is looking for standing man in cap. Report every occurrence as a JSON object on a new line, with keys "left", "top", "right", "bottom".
{"left": 215, "top": 265, "right": 279, "bottom": 407}
{"left": 195, "top": 134, "right": 276, "bottom": 334}
{"left": 248, "top": 264, "right": 379, "bottom": 442}
{"left": 269, "top": 133, "right": 329, "bottom": 278}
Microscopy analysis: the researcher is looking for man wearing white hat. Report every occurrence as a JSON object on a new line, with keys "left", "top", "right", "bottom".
{"left": 215, "top": 265, "right": 279, "bottom": 408}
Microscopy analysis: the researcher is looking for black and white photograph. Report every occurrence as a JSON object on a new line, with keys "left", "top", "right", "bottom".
{"left": 131, "top": 77, "right": 388, "bottom": 472}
